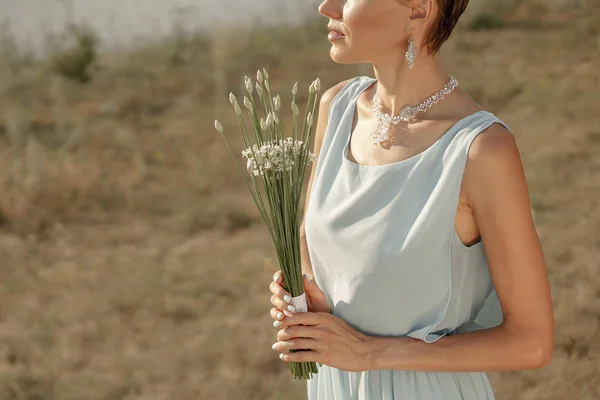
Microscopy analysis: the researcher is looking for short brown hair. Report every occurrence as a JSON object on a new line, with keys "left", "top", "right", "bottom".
{"left": 422, "top": 0, "right": 470, "bottom": 55}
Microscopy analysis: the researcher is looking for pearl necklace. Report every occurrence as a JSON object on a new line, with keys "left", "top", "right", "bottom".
{"left": 370, "top": 76, "right": 459, "bottom": 144}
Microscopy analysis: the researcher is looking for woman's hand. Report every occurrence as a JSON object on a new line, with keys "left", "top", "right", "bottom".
{"left": 269, "top": 271, "right": 331, "bottom": 327}
{"left": 271, "top": 311, "right": 372, "bottom": 372}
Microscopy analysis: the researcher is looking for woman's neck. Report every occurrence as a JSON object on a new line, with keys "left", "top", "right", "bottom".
{"left": 372, "top": 54, "right": 454, "bottom": 117}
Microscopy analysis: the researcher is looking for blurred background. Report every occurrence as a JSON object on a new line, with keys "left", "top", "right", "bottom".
{"left": 0, "top": 0, "right": 598, "bottom": 399}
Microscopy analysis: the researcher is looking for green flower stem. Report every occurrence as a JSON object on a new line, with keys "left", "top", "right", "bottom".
{"left": 232, "top": 112, "right": 274, "bottom": 242}
{"left": 215, "top": 129, "right": 274, "bottom": 245}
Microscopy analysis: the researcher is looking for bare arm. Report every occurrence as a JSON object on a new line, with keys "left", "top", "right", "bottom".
{"left": 366, "top": 124, "right": 555, "bottom": 371}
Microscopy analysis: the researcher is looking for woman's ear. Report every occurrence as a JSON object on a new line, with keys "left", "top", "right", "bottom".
{"left": 408, "top": 0, "right": 434, "bottom": 30}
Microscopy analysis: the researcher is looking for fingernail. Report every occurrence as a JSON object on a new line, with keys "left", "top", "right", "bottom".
{"left": 272, "top": 343, "right": 278, "bottom": 350}
{"left": 303, "top": 273, "right": 312, "bottom": 282}
{"left": 283, "top": 294, "right": 292, "bottom": 303}
{"left": 276, "top": 312, "right": 283, "bottom": 320}
{"left": 279, "top": 353, "right": 285, "bottom": 360}
{"left": 273, "top": 273, "right": 279, "bottom": 282}
{"left": 287, "top": 305, "right": 296, "bottom": 312}
{"left": 273, "top": 320, "right": 281, "bottom": 328}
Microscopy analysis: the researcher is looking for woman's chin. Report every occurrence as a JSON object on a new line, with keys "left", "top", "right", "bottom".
{"left": 330, "top": 49, "right": 361, "bottom": 65}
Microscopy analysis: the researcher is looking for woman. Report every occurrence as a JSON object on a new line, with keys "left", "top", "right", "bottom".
{"left": 268, "top": 0, "right": 555, "bottom": 398}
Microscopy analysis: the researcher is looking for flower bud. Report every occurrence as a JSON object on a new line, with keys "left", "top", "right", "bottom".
{"left": 265, "top": 80, "right": 270, "bottom": 92}
{"left": 292, "top": 82, "right": 298, "bottom": 95}
{"left": 229, "top": 92, "right": 237, "bottom": 105}
{"left": 314, "top": 78, "right": 321, "bottom": 92}
{"left": 291, "top": 103, "right": 299, "bottom": 116}
{"left": 260, "top": 118, "right": 267, "bottom": 131}
{"left": 244, "top": 96, "right": 252, "bottom": 109}
{"left": 307, "top": 112, "right": 313, "bottom": 126}
{"left": 273, "top": 95, "right": 281, "bottom": 111}
{"left": 309, "top": 81, "right": 315, "bottom": 94}
{"left": 214, "top": 120, "right": 223, "bottom": 133}
{"left": 245, "top": 77, "right": 253, "bottom": 94}
{"left": 273, "top": 112, "right": 280, "bottom": 125}
{"left": 262, "top": 68, "right": 269, "bottom": 80}
{"left": 234, "top": 101, "right": 241, "bottom": 115}
{"left": 257, "top": 70, "right": 264, "bottom": 84}
{"left": 256, "top": 82, "right": 263, "bottom": 97}
{"left": 266, "top": 112, "right": 274, "bottom": 127}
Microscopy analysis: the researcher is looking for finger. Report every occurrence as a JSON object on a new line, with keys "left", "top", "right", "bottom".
{"left": 270, "top": 294, "right": 296, "bottom": 313}
{"left": 269, "top": 280, "right": 293, "bottom": 304}
{"left": 272, "top": 270, "right": 283, "bottom": 283}
{"left": 277, "top": 325, "right": 324, "bottom": 341}
{"left": 276, "top": 311, "right": 326, "bottom": 328}
{"left": 278, "top": 350, "right": 320, "bottom": 363}
{"left": 270, "top": 307, "right": 285, "bottom": 321}
{"left": 272, "top": 338, "right": 322, "bottom": 352}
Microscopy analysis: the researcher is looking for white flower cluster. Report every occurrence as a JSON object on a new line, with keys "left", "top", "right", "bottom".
{"left": 241, "top": 138, "right": 316, "bottom": 177}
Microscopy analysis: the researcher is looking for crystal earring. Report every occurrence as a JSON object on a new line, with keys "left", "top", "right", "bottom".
{"left": 405, "top": 35, "right": 416, "bottom": 69}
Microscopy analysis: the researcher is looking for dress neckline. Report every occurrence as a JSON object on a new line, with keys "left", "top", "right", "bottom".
{"left": 341, "top": 77, "right": 488, "bottom": 169}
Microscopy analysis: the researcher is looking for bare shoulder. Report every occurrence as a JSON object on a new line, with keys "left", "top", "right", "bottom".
{"left": 467, "top": 122, "right": 520, "bottom": 166}
{"left": 319, "top": 77, "right": 356, "bottom": 108}
{"left": 463, "top": 120, "right": 527, "bottom": 206}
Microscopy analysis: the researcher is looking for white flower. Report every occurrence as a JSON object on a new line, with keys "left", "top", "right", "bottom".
{"left": 257, "top": 70, "right": 264, "bottom": 84}
{"left": 292, "top": 82, "right": 298, "bottom": 95}
{"left": 241, "top": 138, "right": 309, "bottom": 178}
{"left": 270, "top": 145, "right": 283, "bottom": 160}
{"left": 254, "top": 148, "right": 264, "bottom": 165}
{"left": 214, "top": 120, "right": 223, "bottom": 133}
{"left": 247, "top": 158, "right": 256, "bottom": 173}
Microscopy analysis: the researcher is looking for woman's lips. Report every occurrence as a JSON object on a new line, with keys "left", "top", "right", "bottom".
{"left": 328, "top": 31, "right": 346, "bottom": 41}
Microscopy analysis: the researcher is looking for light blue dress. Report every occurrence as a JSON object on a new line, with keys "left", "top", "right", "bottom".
{"left": 303, "top": 76, "right": 512, "bottom": 399}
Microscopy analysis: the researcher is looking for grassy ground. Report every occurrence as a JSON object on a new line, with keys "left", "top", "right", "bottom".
{"left": 0, "top": 0, "right": 599, "bottom": 399}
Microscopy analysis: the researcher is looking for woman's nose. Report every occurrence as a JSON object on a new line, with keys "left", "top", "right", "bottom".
{"left": 318, "top": 0, "right": 342, "bottom": 19}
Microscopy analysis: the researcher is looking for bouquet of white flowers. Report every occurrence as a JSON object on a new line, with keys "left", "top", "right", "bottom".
{"left": 214, "top": 68, "right": 321, "bottom": 380}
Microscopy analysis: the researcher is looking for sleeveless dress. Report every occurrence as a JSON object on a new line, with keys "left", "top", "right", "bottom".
{"left": 303, "top": 75, "right": 513, "bottom": 400}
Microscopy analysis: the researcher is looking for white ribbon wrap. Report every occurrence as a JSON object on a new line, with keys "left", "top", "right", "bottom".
{"left": 284, "top": 292, "right": 307, "bottom": 316}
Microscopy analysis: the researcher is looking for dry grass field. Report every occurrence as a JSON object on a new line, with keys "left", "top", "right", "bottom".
{"left": 0, "top": 0, "right": 599, "bottom": 399}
